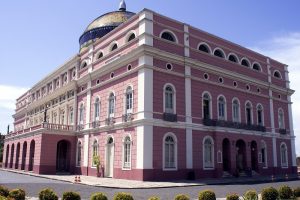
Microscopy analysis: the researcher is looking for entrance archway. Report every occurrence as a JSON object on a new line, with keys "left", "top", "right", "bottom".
{"left": 21, "top": 142, "right": 27, "bottom": 170}
{"left": 56, "top": 140, "right": 70, "bottom": 173}
{"left": 5, "top": 145, "right": 9, "bottom": 168}
{"left": 251, "top": 141, "right": 258, "bottom": 171}
{"left": 10, "top": 144, "right": 15, "bottom": 168}
{"left": 222, "top": 138, "right": 231, "bottom": 171}
{"left": 29, "top": 140, "right": 35, "bottom": 171}
{"left": 236, "top": 139, "right": 246, "bottom": 172}
{"left": 15, "top": 143, "right": 20, "bottom": 169}
{"left": 105, "top": 137, "right": 114, "bottom": 177}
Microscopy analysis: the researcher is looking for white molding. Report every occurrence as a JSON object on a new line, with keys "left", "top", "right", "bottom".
{"left": 163, "top": 83, "right": 176, "bottom": 114}
{"left": 261, "top": 140, "right": 268, "bottom": 168}
{"left": 162, "top": 132, "right": 178, "bottom": 171}
{"left": 136, "top": 125, "right": 153, "bottom": 169}
{"left": 85, "top": 81, "right": 91, "bottom": 129}
{"left": 83, "top": 134, "right": 89, "bottom": 167}
{"left": 217, "top": 94, "right": 227, "bottom": 121}
{"left": 159, "top": 29, "right": 179, "bottom": 44}
{"left": 213, "top": 47, "right": 226, "bottom": 58}
{"left": 280, "top": 142, "right": 289, "bottom": 168}
{"left": 122, "top": 134, "right": 132, "bottom": 170}
{"left": 245, "top": 100, "right": 253, "bottom": 125}
{"left": 139, "top": 11, "right": 153, "bottom": 46}
{"left": 186, "top": 128, "right": 193, "bottom": 169}
{"left": 227, "top": 52, "right": 240, "bottom": 63}
{"left": 185, "top": 66, "right": 192, "bottom": 123}
{"left": 202, "top": 91, "right": 213, "bottom": 119}
{"left": 202, "top": 135, "right": 215, "bottom": 170}
{"left": 256, "top": 103, "right": 264, "bottom": 126}
{"left": 197, "top": 42, "right": 212, "bottom": 54}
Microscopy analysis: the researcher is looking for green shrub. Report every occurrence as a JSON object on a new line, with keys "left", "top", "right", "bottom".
{"left": 39, "top": 188, "right": 58, "bottom": 200}
{"left": 62, "top": 191, "right": 81, "bottom": 200}
{"left": 148, "top": 197, "right": 160, "bottom": 200}
{"left": 261, "top": 187, "right": 279, "bottom": 200}
{"left": 294, "top": 187, "right": 300, "bottom": 197}
{"left": 278, "top": 185, "right": 293, "bottom": 199}
{"left": 113, "top": 192, "right": 134, "bottom": 200}
{"left": 0, "top": 196, "right": 7, "bottom": 200}
{"left": 198, "top": 190, "right": 216, "bottom": 200}
{"left": 226, "top": 193, "right": 239, "bottom": 200}
{"left": 174, "top": 194, "right": 190, "bottom": 200}
{"left": 0, "top": 186, "right": 9, "bottom": 197}
{"left": 243, "top": 190, "right": 258, "bottom": 200}
{"left": 90, "top": 192, "right": 108, "bottom": 200}
{"left": 8, "top": 188, "right": 26, "bottom": 200}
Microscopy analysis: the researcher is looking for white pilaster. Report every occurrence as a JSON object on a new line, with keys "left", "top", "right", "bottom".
{"left": 83, "top": 134, "right": 89, "bottom": 167}
{"left": 287, "top": 95, "right": 296, "bottom": 166}
{"left": 186, "top": 129, "right": 193, "bottom": 169}
{"left": 85, "top": 81, "right": 92, "bottom": 129}
{"left": 139, "top": 10, "right": 153, "bottom": 46}
{"left": 184, "top": 24, "right": 190, "bottom": 57}
{"left": 137, "top": 55, "right": 153, "bottom": 119}
{"left": 136, "top": 125, "right": 153, "bottom": 169}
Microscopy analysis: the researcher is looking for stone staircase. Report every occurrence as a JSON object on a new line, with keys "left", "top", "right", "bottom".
{"left": 222, "top": 171, "right": 232, "bottom": 178}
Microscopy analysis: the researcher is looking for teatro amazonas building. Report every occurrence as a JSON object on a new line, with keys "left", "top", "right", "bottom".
{"left": 3, "top": 1, "right": 297, "bottom": 180}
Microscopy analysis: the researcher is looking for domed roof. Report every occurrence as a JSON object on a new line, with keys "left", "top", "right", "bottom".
{"left": 79, "top": 1, "right": 135, "bottom": 51}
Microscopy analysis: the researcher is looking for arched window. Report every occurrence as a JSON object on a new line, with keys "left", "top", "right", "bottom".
{"left": 280, "top": 143, "right": 288, "bottom": 167}
{"left": 92, "top": 139, "right": 98, "bottom": 166}
{"left": 253, "top": 63, "right": 261, "bottom": 71}
{"left": 76, "top": 141, "right": 82, "bottom": 166}
{"left": 164, "top": 134, "right": 177, "bottom": 169}
{"left": 257, "top": 104, "right": 264, "bottom": 126}
{"left": 241, "top": 58, "right": 250, "bottom": 67}
{"left": 232, "top": 99, "right": 240, "bottom": 122}
{"left": 164, "top": 85, "right": 175, "bottom": 114}
{"left": 203, "top": 137, "right": 214, "bottom": 169}
{"left": 127, "top": 33, "right": 136, "bottom": 42}
{"left": 81, "top": 61, "right": 87, "bottom": 69}
{"left": 126, "top": 86, "right": 133, "bottom": 114}
{"left": 97, "top": 52, "right": 103, "bottom": 60}
{"left": 108, "top": 93, "right": 115, "bottom": 117}
{"left": 228, "top": 54, "right": 238, "bottom": 63}
{"left": 111, "top": 43, "right": 118, "bottom": 51}
{"left": 246, "top": 102, "right": 253, "bottom": 125}
{"left": 123, "top": 136, "right": 131, "bottom": 169}
{"left": 218, "top": 96, "right": 226, "bottom": 120}
{"left": 161, "top": 31, "right": 176, "bottom": 42}
{"left": 69, "top": 107, "right": 74, "bottom": 125}
{"left": 278, "top": 108, "right": 285, "bottom": 129}
{"left": 94, "top": 98, "right": 100, "bottom": 120}
{"left": 261, "top": 141, "right": 267, "bottom": 168}
{"left": 79, "top": 104, "right": 84, "bottom": 124}
{"left": 198, "top": 44, "right": 210, "bottom": 53}
{"left": 203, "top": 93, "right": 211, "bottom": 120}
{"left": 274, "top": 71, "right": 282, "bottom": 79}
{"left": 213, "top": 49, "right": 225, "bottom": 58}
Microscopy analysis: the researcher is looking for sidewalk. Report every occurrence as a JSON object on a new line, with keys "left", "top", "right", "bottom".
{"left": 1, "top": 168, "right": 298, "bottom": 189}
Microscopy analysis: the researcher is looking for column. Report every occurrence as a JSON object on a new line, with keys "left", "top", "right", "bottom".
{"left": 139, "top": 10, "right": 153, "bottom": 46}
{"left": 85, "top": 81, "right": 92, "bottom": 129}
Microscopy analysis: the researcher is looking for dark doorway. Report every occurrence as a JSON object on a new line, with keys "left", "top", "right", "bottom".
{"left": 251, "top": 141, "right": 258, "bottom": 171}
{"left": 56, "top": 140, "right": 70, "bottom": 173}
{"left": 10, "top": 144, "right": 14, "bottom": 168}
{"left": 29, "top": 140, "right": 35, "bottom": 171}
{"left": 21, "top": 142, "right": 27, "bottom": 170}
{"left": 222, "top": 138, "right": 231, "bottom": 171}
{"left": 15, "top": 143, "right": 20, "bottom": 169}
{"left": 236, "top": 139, "right": 246, "bottom": 172}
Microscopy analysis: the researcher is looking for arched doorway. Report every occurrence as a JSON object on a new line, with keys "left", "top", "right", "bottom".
{"left": 236, "top": 139, "right": 246, "bottom": 172}
{"left": 222, "top": 138, "right": 231, "bottom": 172}
{"left": 56, "top": 140, "right": 70, "bottom": 173}
{"left": 5, "top": 145, "right": 9, "bottom": 168}
{"left": 105, "top": 137, "right": 114, "bottom": 177}
{"left": 21, "top": 142, "right": 27, "bottom": 170}
{"left": 29, "top": 140, "right": 35, "bottom": 171}
{"left": 15, "top": 143, "right": 20, "bottom": 169}
{"left": 251, "top": 141, "right": 258, "bottom": 171}
{"left": 10, "top": 144, "right": 15, "bottom": 168}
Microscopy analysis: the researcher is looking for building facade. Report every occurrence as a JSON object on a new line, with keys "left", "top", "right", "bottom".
{"left": 3, "top": 1, "right": 297, "bottom": 181}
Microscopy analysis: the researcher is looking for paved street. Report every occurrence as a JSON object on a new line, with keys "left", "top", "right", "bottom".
{"left": 0, "top": 170, "right": 300, "bottom": 200}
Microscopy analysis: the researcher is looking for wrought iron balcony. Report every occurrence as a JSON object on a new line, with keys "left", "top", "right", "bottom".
{"left": 42, "top": 123, "right": 73, "bottom": 131}
{"left": 122, "top": 113, "right": 133, "bottom": 122}
{"left": 105, "top": 117, "right": 115, "bottom": 126}
{"left": 163, "top": 113, "right": 178, "bottom": 122}
{"left": 202, "top": 119, "right": 266, "bottom": 132}
{"left": 76, "top": 124, "right": 84, "bottom": 131}
{"left": 279, "top": 128, "right": 287, "bottom": 135}
{"left": 91, "top": 120, "right": 101, "bottom": 129}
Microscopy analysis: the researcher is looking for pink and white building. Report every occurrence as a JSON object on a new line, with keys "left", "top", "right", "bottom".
{"left": 3, "top": 1, "right": 297, "bottom": 181}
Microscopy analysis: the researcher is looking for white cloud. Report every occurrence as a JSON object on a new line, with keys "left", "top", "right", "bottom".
{"left": 0, "top": 85, "right": 28, "bottom": 134}
{"left": 250, "top": 32, "right": 300, "bottom": 156}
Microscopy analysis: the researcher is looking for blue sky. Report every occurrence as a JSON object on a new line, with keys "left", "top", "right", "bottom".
{"left": 0, "top": 1, "right": 300, "bottom": 154}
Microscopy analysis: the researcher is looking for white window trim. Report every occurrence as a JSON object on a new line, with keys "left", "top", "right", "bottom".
{"left": 202, "top": 91, "right": 213, "bottom": 119}
{"left": 252, "top": 62, "right": 262, "bottom": 72}
{"left": 213, "top": 47, "right": 226, "bottom": 59}
{"left": 245, "top": 101, "right": 253, "bottom": 125}
{"left": 278, "top": 108, "right": 285, "bottom": 129}
{"left": 124, "top": 85, "right": 134, "bottom": 115}
{"left": 95, "top": 50, "right": 104, "bottom": 61}
{"left": 197, "top": 42, "right": 212, "bottom": 54}
{"left": 91, "top": 139, "right": 99, "bottom": 168}
{"left": 122, "top": 134, "right": 132, "bottom": 170}
{"left": 256, "top": 104, "right": 264, "bottom": 126}
{"left": 217, "top": 150, "right": 222, "bottom": 164}
{"left": 280, "top": 142, "right": 288, "bottom": 168}
{"left": 108, "top": 92, "right": 116, "bottom": 118}
{"left": 76, "top": 140, "right": 82, "bottom": 167}
{"left": 217, "top": 95, "right": 227, "bottom": 121}
{"left": 261, "top": 140, "right": 268, "bottom": 169}
{"left": 163, "top": 83, "right": 176, "bottom": 114}
{"left": 162, "top": 132, "right": 178, "bottom": 171}
{"left": 125, "top": 30, "right": 137, "bottom": 43}
{"left": 159, "top": 29, "right": 179, "bottom": 43}
{"left": 232, "top": 98, "right": 241, "bottom": 122}
{"left": 94, "top": 96, "right": 101, "bottom": 121}
{"left": 273, "top": 70, "right": 282, "bottom": 79}
{"left": 78, "top": 102, "right": 85, "bottom": 125}
{"left": 109, "top": 41, "right": 119, "bottom": 52}
{"left": 104, "top": 135, "right": 115, "bottom": 177}
{"left": 240, "top": 57, "right": 251, "bottom": 67}
{"left": 227, "top": 52, "right": 240, "bottom": 63}
{"left": 203, "top": 136, "right": 215, "bottom": 170}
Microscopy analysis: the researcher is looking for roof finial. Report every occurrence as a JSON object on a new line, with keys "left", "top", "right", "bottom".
{"left": 119, "top": 0, "right": 126, "bottom": 11}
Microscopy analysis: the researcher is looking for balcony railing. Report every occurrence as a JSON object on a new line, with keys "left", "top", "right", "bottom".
{"left": 279, "top": 128, "right": 287, "bottom": 135}
{"left": 122, "top": 113, "right": 133, "bottom": 122}
{"left": 42, "top": 123, "right": 73, "bottom": 131}
{"left": 90, "top": 120, "right": 101, "bottom": 129}
{"left": 202, "top": 119, "right": 266, "bottom": 132}
{"left": 163, "top": 113, "right": 178, "bottom": 122}
{"left": 77, "top": 124, "right": 84, "bottom": 131}
{"left": 105, "top": 117, "right": 115, "bottom": 126}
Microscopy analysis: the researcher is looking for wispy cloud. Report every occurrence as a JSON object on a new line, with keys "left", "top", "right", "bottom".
{"left": 250, "top": 32, "right": 300, "bottom": 156}
{"left": 0, "top": 85, "right": 28, "bottom": 134}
